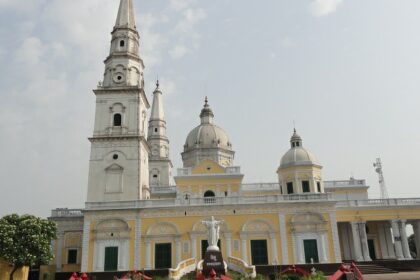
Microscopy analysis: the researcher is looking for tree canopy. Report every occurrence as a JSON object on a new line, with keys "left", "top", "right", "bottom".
{"left": 0, "top": 214, "right": 57, "bottom": 280}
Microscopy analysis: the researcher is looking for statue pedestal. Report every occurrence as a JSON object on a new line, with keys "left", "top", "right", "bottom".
{"left": 203, "top": 250, "right": 225, "bottom": 277}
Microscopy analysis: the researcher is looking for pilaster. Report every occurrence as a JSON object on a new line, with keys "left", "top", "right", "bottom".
{"left": 329, "top": 212, "right": 341, "bottom": 263}
{"left": 56, "top": 232, "right": 64, "bottom": 272}
{"left": 134, "top": 216, "right": 141, "bottom": 270}
{"left": 81, "top": 221, "right": 91, "bottom": 272}
{"left": 240, "top": 233, "right": 248, "bottom": 264}
{"left": 278, "top": 213, "right": 289, "bottom": 264}
{"left": 269, "top": 232, "right": 278, "bottom": 264}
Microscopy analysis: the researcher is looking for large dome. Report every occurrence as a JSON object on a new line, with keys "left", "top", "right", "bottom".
{"left": 182, "top": 97, "right": 235, "bottom": 168}
{"left": 279, "top": 130, "right": 320, "bottom": 169}
{"left": 184, "top": 123, "right": 232, "bottom": 151}
{"left": 184, "top": 97, "right": 232, "bottom": 152}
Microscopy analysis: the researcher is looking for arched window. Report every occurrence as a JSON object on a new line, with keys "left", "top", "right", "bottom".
{"left": 204, "top": 190, "right": 215, "bottom": 204}
{"left": 204, "top": 190, "right": 215, "bottom": 197}
{"left": 120, "top": 40, "right": 125, "bottom": 47}
{"left": 113, "top": 113, "right": 122, "bottom": 126}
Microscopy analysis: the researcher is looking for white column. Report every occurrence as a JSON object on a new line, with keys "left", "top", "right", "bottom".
{"left": 350, "top": 222, "right": 364, "bottom": 261}
{"left": 191, "top": 234, "right": 197, "bottom": 260}
{"left": 269, "top": 233, "right": 278, "bottom": 264}
{"left": 358, "top": 222, "right": 372, "bottom": 261}
{"left": 295, "top": 236, "right": 305, "bottom": 264}
{"left": 339, "top": 223, "right": 352, "bottom": 260}
{"left": 224, "top": 233, "right": 232, "bottom": 258}
{"left": 413, "top": 221, "right": 420, "bottom": 259}
{"left": 329, "top": 212, "right": 342, "bottom": 263}
{"left": 176, "top": 238, "right": 182, "bottom": 266}
{"left": 391, "top": 220, "right": 404, "bottom": 260}
{"left": 378, "top": 223, "right": 390, "bottom": 259}
{"left": 400, "top": 220, "right": 412, "bottom": 259}
{"left": 240, "top": 234, "right": 248, "bottom": 263}
{"left": 278, "top": 213, "right": 289, "bottom": 264}
{"left": 134, "top": 216, "right": 141, "bottom": 270}
{"left": 56, "top": 232, "right": 64, "bottom": 272}
{"left": 81, "top": 221, "right": 91, "bottom": 272}
{"left": 145, "top": 239, "right": 152, "bottom": 269}
{"left": 319, "top": 234, "right": 329, "bottom": 263}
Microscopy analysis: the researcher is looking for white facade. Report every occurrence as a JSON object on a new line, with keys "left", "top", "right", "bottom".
{"left": 86, "top": 0, "right": 150, "bottom": 202}
{"left": 147, "top": 82, "right": 173, "bottom": 189}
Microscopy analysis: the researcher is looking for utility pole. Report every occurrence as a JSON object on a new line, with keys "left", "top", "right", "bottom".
{"left": 373, "top": 158, "right": 389, "bottom": 199}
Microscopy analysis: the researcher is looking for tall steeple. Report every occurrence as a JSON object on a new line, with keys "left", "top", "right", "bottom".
{"left": 148, "top": 81, "right": 173, "bottom": 189}
{"left": 102, "top": 0, "right": 144, "bottom": 88}
{"left": 86, "top": 0, "right": 151, "bottom": 203}
{"left": 115, "top": 0, "right": 136, "bottom": 29}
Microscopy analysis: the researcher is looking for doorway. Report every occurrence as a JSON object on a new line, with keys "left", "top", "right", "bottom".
{"left": 303, "top": 239, "right": 319, "bottom": 264}
{"left": 368, "top": 239, "right": 376, "bottom": 260}
{"left": 155, "top": 243, "right": 172, "bottom": 269}
{"left": 104, "top": 246, "right": 118, "bottom": 271}
{"left": 250, "top": 240, "right": 268, "bottom": 265}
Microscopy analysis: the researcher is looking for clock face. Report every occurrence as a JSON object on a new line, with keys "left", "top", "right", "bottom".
{"left": 113, "top": 72, "right": 125, "bottom": 84}
{"left": 152, "top": 145, "right": 159, "bottom": 156}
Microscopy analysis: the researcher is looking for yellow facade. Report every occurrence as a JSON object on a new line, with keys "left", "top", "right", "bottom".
{"left": 0, "top": 260, "right": 29, "bottom": 280}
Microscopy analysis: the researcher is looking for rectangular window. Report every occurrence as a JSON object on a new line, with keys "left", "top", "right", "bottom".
{"left": 104, "top": 246, "right": 118, "bottom": 271}
{"left": 67, "top": 249, "right": 77, "bottom": 264}
{"left": 317, "top": 182, "right": 321, "bottom": 193}
{"left": 155, "top": 243, "right": 172, "bottom": 269}
{"left": 250, "top": 240, "right": 268, "bottom": 265}
{"left": 287, "top": 182, "right": 294, "bottom": 194}
{"left": 302, "top": 181, "right": 310, "bottom": 193}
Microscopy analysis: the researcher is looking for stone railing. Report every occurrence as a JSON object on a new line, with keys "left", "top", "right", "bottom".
{"left": 324, "top": 179, "right": 366, "bottom": 188}
{"left": 241, "top": 183, "right": 279, "bottom": 191}
{"left": 177, "top": 166, "right": 241, "bottom": 176}
{"left": 336, "top": 198, "right": 420, "bottom": 208}
{"left": 85, "top": 193, "right": 333, "bottom": 210}
{"left": 169, "top": 258, "right": 196, "bottom": 280}
{"left": 50, "top": 208, "right": 83, "bottom": 218}
{"left": 227, "top": 256, "right": 256, "bottom": 278}
{"left": 150, "top": 186, "right": 177, "bottom": 194}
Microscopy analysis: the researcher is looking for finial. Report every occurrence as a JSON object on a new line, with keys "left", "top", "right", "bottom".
{"left": 293, "top": 120, "right": 296, "bottom": 133}
{"left": 156, "top": 79, "right": 159, "bottom": 88}
{"left": 204, "top": 96, "right": 209, "bottom": 106}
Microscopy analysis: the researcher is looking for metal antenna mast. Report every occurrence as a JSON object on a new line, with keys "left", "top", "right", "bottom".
{"left": 373, "top": 158, "right": 389, "bottom": 199}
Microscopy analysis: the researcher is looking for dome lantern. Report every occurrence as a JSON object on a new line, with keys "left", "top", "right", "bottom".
{"left": 200, "top": 96, "right": 214, "bottom": 124}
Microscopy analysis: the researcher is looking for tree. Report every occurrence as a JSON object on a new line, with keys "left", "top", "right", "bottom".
{"left": 0, "top": 214, "right": 57, "bottom": 280}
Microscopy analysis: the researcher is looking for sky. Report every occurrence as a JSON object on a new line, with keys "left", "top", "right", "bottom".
{"left": 1, "top": 0, "right": 420, "bottom": 218}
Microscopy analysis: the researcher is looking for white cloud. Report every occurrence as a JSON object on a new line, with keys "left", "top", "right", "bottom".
{"left": 169, "top": 44, "right": 188, "bottom": 59}
{"left": 309, "top": 0, "right": 343, "bottom": 17}
{"left": 175, "top": 8, "right": 207, "bottom": 33}
{"left": 169, "top": 0, "right": 195, "bottom": 11}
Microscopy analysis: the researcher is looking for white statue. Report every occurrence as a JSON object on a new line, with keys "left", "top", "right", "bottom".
{"left": 202, "top": 216, "right": 224, "bottom": 251}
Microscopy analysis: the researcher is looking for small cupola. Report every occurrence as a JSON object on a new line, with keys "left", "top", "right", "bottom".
{"left": 199, "top": 97, "right": 214, "bottom": 124}
{"left": 290, "top": 129, "right": 302, "bottom": 148}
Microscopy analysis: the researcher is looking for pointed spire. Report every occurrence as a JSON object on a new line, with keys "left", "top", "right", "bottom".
{"left": 115, "top": 0, "right": 136, "bottom": 30}
{"left": 150, "top": 80, "right": 165, "bottom": 121}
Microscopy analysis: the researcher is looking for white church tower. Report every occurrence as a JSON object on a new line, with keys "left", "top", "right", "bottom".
{"left": 147, "top": 81, "right": 173, "bottom": 188}
{"left": 86, "top": 0, "right": 150, "bottom": 202}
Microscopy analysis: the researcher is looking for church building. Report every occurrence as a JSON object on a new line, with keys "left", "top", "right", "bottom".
{"left": 41, "top": 0, "right": 420, "bottom": 279}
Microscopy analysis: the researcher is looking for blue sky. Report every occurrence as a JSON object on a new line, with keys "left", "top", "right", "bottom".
{"left": 1, "top": 0, "right": 420, "bottom": 217}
